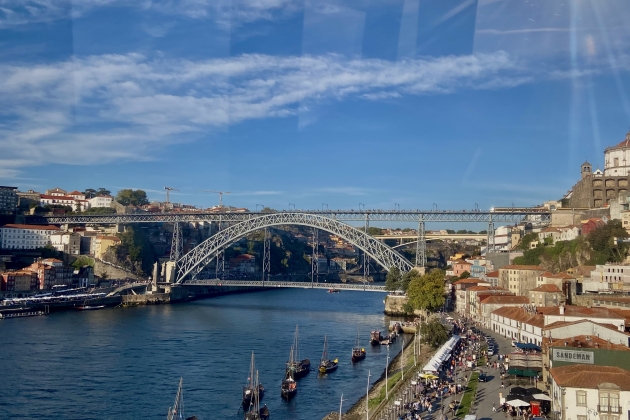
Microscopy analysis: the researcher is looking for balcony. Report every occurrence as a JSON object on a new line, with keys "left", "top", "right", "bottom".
{"left": 598, "top": 405, "right": 622, "bottom": 413}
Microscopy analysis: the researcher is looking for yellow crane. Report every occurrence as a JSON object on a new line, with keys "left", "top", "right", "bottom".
{"left": 200, "top": 190, "right": 231, "bottom": 208}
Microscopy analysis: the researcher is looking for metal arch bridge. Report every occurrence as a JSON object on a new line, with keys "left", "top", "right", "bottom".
{"left": 25, "top": 208, "right": 550, "bottom": 224}
{"left": 175, "top": 212, "right": 414, "bottom": 283}
{"left": 184, "top": 279, "right": 386, "bottom": 292}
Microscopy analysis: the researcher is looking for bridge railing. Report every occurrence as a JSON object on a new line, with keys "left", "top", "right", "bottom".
{"left": 184, "top": 279, "right": 386, "bottom": 291}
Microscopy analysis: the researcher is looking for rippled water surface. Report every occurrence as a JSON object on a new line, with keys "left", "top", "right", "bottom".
{"left": 0, "top": 289, "right": 407, "bottom": 419}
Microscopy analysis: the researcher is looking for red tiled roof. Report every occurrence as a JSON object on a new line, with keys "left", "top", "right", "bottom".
{"left": 0, "top": 224, "right": 59, "bottom": 231}
{"left": 542, "top": 319, "right": 628, "bottom": 334}
{"left": 452, "top": 278, "right": 487, "bottom": 285}
{"left": 550, "top": 365, "right": 630, "bottom": 390}
{"left": 39, "top": 194, "right": 77, "bottom": 201}
{"left": 543, "top": 305, "right": 625, "bottom": 319}
{"left": 482, "top": 295, "right": 528, "bottom": 305}
{"left": 485, "top": 270, "right": 499, "bottom": 278}
{"left": 68, "top": 190, "right": 83, "bottom": 195}
{"left": 543, "top": 272, "right": 575, "bottom": 280}
{"left": 530, "top": 284, "right": 563, "bottom": 293}
{"left": 492, "top": 306, "right": 543, "bottom": 328}
{"left": 544, "top": 335, "right": 630, "bottom": 351}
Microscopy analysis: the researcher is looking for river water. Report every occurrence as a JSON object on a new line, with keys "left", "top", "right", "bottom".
{"left": 0, "top": 289, "right": 408, "bottom": 420}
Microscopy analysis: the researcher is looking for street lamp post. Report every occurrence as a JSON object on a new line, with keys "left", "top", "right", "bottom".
{"left": 395, "top": 203, "right": 400, "bottom": 211}
{"left": 366, "top": 370, "right": 371, "bottom": 420}
{"left": 256, "top": 204, "right": 263, "bottom": 212}
{"left": 289, "top": 203, "right": 295, "bottom": 210}
{"left": 433, "top": 203, "right": 438, "bottom": 211}
{"left": 322, "top": 203, "right": 328, "bottom": 211}
{"left": 401, "top": 339, "right": 405, "bottom": 381}
{"left": 386, "top": 353, "right": 390, "bottom": 400}
{"left": 359, "top": 203, "right": 365, "bottom": 210}
{"left": 339, "top": 393, "right": 345, "bottom": 420}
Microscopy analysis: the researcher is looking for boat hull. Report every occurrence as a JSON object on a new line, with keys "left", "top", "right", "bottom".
{"left": 318, "top": 360, "right": 338, "bottom": 374}
{"left": 242, "top": 385, "right": 265, "bottom": 409}
{"left": 280, "top": 387, "right": 297, "bottom": 400}
{"left": 289, "top": 359, "right": 310, "bottom": 379}
{"left": 352, "top": 350, "right": 366, "bottom": 363}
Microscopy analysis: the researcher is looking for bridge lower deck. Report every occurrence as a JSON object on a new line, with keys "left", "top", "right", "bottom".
{"left": 183, "top": 279, "right": 386, "bottom": 292}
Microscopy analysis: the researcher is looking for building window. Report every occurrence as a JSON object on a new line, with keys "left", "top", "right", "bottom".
{"left": 614, "top": 157, "right": 619, "bottom": 167}
{"left": 577, "top": 390, "right": 587, "bottom": 406}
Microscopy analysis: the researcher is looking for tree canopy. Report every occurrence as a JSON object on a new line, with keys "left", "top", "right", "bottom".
{"left": 420, "top": 318, "right": 450, "bottom": 349}
{"left": 115, "top": 189, "right": 150, "bottom": 206}
{"left": 385, "top": 266, "right": 402, "bottom": 291}
{"left": 367, "top": 227, "right": 384, "bottom": 236}
{"left": 406, "top": 269, "right": 446, "bottom": 312}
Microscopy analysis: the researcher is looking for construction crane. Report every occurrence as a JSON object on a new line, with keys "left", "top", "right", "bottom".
{"left": 200, "top": 190, "right": 231, "bottom": 208}
{"left": 164, "top": 187, "right": 179, "bottom": 207}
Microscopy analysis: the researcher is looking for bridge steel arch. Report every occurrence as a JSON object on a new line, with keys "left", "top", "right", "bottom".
{"left": 175, "top": 212, "right": 414, "bottom": 283}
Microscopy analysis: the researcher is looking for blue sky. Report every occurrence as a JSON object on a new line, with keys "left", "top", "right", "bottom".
{"left": 1, "top": 0, "right": 630, "bottom": 215}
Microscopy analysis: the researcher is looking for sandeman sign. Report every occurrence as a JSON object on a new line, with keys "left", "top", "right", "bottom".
{"left": 553, "top": 349, "right": 594, "bottom": 364}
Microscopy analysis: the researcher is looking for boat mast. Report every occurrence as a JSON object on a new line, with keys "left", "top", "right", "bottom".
{"left": 254, "top": 370, "right": 261, "bottom": 414}
{"left": 294, "top": 325, "right": 300, "bottom": 362}
{"left": 249, "top": 352, "right": 256, "bottom": 390}
{"left": 321, "top": 335, "right": 328, "bottom": 362}
{"left": 166, "top": 377, "right": 183, "bottom": 420}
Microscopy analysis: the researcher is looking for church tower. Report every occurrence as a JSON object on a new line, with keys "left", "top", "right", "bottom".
{"left": 581, "top": 161, "right": 592, "bottom": 179}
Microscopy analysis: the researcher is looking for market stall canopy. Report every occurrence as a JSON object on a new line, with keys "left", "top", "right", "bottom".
{"left": 507, "top": 399, "right": 531, "bottom": 407}
{"left": 515, "top": 343, "right": 541, "bottom": 352}
{"left": 533, "top": 394, "right": 552, "bottom": 402}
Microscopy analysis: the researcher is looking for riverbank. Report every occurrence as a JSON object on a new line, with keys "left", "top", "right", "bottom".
{"left": 322, "top": 332, "right": 436, "bottom": 420}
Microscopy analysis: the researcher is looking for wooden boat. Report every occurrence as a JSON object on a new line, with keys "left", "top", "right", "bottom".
{"left": 318, "top": 335, "right": 338, "bottom": 374}
{"left": 243, "top": 352, "right": 265, "bottom": 410}
{"left": 167, "top": 377, "right": 197, "bottom": 420}
{"left": 286, "top": 325, "right": 310, "bottom": 379}
{"left": 328, "top": 288, "right": 340, "bottom": 293}
{"left": 76, "top": 299, "right": 106, "bottom": 310}
{"left": 351, "top": 329, "right": 366, "bottom": 363}
{"left": 281, "top": 346, "right": 298, "bottom": 401}
{"left": 370, "top": 331, "right": 382, "bottom": 346}
{"left": 245, "top": 371, "right": 269, "bottom": 420}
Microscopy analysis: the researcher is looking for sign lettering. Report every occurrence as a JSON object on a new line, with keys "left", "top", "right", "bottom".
{"left": 553, "top": 349, "right": 594, "bottom": 364}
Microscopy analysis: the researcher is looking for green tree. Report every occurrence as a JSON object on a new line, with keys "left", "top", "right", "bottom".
{"left": 400, "top": 270, "right": 416, "bottom": 292}
{"left": 83, "top": 188, "right": 97, "bottom": 198}
{"left": 367, "top": 227, "right": 384, "bottom": 236}
{"left": 420, "top": 318, "right": 449, "bottom": 348}
{"left": 517, "top": 232, "right": 539, "bottom": 251}
{"left": 407, "top": 269, "right": 446, "bottom": 312}
{"left": 115, "top": 189, "right": 150, "bottom": 206}
{"left": 459, "top": 271, "right": 471, "bottom": 279}
{"left": 456, "top": 229, "right": 468, "bottom": 234}
{"left": 446, "top": 229, "right": 456, "bottom": 234}
{"left": 479, "top": 230, "right": 487, "bottom": 234}
{"left": 385, "top": 266, "right": 402, "bottom": 291}
{"left": 97, "top": 187, "right": 111, "bottom": 196}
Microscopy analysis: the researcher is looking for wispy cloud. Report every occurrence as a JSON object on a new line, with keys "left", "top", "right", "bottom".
{"left": 0, "top": 51, "right": 528, "bottom": 177}
{"left": 477, "top": 28, "right": 570, "bottom": 35}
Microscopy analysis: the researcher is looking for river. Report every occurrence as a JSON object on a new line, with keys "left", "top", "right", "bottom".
{"left": 0, "top": 288, "right": 408, "bottom": 419}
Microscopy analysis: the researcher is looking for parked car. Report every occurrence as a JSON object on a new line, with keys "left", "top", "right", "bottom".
{"left": 512, "top": 340, "right": 518, "bottom": 347}
{"left": 478, "top": 373, "right": 488, "bottom": 382}
{"left": 487, "top": 349, "right": 494, "bottom": 356}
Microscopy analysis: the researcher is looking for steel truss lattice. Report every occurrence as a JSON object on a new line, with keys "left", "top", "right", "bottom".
{"left": 175, "top": 213, "right": 414, "bottom": 283}
{"left": 416, "top": 219, "right": 426, "bottom": 267}
{"left": 170, "top": 222, "right": 183, "bottom": 262}
{"left": 29, "top": 209, "right": 551, "bottom": 225}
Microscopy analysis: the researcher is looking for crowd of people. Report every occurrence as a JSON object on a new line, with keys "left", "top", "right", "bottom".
{"left": 386, "top": 316, "right": 547, "bottom": 420}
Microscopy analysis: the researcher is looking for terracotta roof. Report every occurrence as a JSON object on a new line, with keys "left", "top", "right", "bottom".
{"left": 544, "top": 335, "right": 630, "bottom": 351}
{"left": 500, "top": 265, "right": 545, "bottom": 271}
{"left": 530, "top": 284, "right": 563, "bottom": 293}
{"left": 591, "top": 295, "right": 630, "bottom": 304}
{"left": 543, "top": 319, "right": 628, "bottom": 335}
{"left": 541, "top": 227, "right": 561, "bottom": 233}
{"left": 543, "top": 305, "right": 625, "bottom": 320}
{"left": 492, "top": 306, "right": 543, "bottom": 327}
{"left": 68, "top": 191, "right": 83, "bottom": 195}
{"left": 468, "top": 286, "right": 492, "bottom": 291}
{"left": 485, "top": 270, "right": 499, "bottom": 278}
{"left": 550, "top": 365, "right": 630, "bottom": 390}
{"left": 453, "top": 278, "right": 487, "bottom": 285}
{"left": 0, "top": 224, "right": 59, "bottom": 231}
{"left": 482, "top": 295, "right": 528, "bottom": 305}
{"left": 608, "top": 309, "right": 630, "bottom": 327}
{"left": 40, "top": 194, "right": 77, "bottom": 201}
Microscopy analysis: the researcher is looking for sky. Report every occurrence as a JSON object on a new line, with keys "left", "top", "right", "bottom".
{"left": 1, "top": 0, "right": 630, "bottom": 217}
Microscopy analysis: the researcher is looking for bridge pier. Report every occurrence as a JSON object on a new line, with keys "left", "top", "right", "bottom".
{"left": 170, "top": 222, "right": 183, "bottom": 261}
{"left": 415, "top": 219, "right": 426, "bottom": 268}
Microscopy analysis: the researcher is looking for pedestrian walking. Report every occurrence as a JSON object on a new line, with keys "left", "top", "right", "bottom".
{"left": 501, "top": 381, "right": 505, "bottom": 388}
{"left": 493, "top": 402, "right": 496, "bottom": 412}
